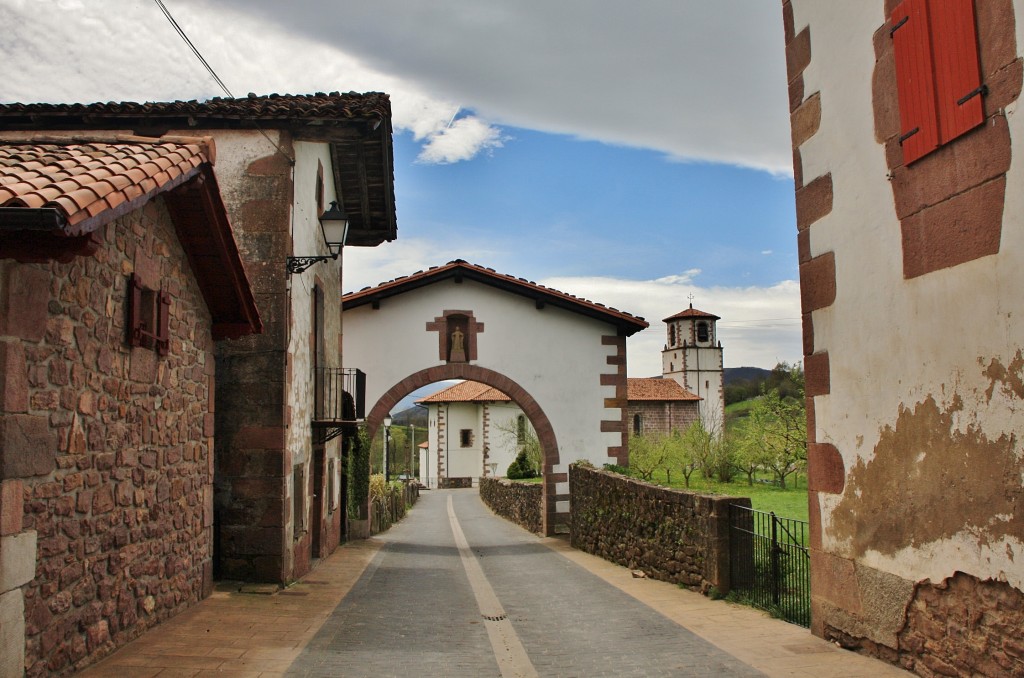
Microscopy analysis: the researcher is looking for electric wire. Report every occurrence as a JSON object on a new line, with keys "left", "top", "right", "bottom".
{"left": 152, "top": 0, "right": 295, "bottom": 165}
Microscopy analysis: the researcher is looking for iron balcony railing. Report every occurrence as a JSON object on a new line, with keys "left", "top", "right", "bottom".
{"left": 312, "top": 367, "right": 366, "bottom": 426}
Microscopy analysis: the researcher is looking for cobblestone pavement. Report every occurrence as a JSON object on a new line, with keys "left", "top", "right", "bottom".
{"left": 80, "top": 488, "right": 910, "bottom": 677}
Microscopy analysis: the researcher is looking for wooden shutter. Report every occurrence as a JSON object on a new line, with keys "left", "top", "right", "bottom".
{"left": 892, "top": 0, "right": 940, "bottom": 164}
{"left": 128, "top": 274, "right": 144, "bottom": 348}
{"left": 930, "top": 0, "right": 984, "bottom": 143}
{"left": 156, "top": 290, "right": 171, "bottom": 356}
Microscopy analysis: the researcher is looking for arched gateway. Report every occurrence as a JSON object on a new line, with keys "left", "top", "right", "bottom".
{"left": 342, "top": 260, "right": 649, "bottom": 535}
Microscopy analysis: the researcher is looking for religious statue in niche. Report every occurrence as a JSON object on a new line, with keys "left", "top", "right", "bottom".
{"left": 448, "top": 315, "right": 468, "bottom": 363}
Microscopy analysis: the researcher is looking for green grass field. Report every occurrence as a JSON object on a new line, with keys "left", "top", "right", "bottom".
{"left": 643, "top": 469, "right": 809, "bottom": 522}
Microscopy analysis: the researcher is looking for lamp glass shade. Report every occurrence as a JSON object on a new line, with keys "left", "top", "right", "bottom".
{"left": 319, "top": 201, "right": 350, "bottom": 252}
{"left": 383, "top": 415, "right": 393, "bottom": 429}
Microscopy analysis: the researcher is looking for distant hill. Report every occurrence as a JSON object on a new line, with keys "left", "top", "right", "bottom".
{"left": 724, "top": 366, "right": 772, "bottom": 385}
{"left": 391, "top": 406, "right": 428, "bottom": 428}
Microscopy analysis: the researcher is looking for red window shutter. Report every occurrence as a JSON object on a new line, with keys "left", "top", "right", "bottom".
{"left": 128, "top": 274, "right": 144, "bottom": 347}
{"left": 892, "top": 0, "right": 940, "bottom": 164}
{"left": 157, "top": 290, "right": 171, "bottom": 356}
{"left": 929, "top": 0, "right": 984, "bottom": 143}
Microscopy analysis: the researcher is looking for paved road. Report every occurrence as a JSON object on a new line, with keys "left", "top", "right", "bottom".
{"left": 286, "top": 489, "right": 765, "bottom": 678}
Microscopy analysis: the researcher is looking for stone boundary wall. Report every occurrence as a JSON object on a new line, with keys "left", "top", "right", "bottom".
{"left": 569, "top": 464, "right": 749, "bottom": 593}
{"left": 479, "top": 477, "right": 542, "bottom": 534}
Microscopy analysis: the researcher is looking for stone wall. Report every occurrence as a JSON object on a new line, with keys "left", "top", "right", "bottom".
{"left": 569, "top": 464, "right": 748, "bottom": 593}
{"left": 626, "top": 400, "right": 700, "bottom": 437}
{"left": 479, "top": 477, "right": 542, "bottom": 534}
{"left": 0, "top": 200, "right": 216, "bottom": 676}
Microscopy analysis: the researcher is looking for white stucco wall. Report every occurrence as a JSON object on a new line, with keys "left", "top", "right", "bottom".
{"left": 793, "top": 2, "right": 1024, "bottom": 588}
{"left": 344, "top": 278, "right": 625, "bottom": 469}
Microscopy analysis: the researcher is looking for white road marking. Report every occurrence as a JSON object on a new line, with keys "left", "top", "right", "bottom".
{"left": 447, "top": 495, "right": 539, "bottom": 678}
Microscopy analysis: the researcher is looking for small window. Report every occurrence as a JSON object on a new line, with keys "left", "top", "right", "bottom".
{"left": 328, "top": 458, "right": 336, "bottom": 512}
{"left": 128, "top": 274, "right": 170, "bottom": 355}
{"left": 668, "top": 324, "right": 676, "bottom": 347}
{"left": 633, "top": 414, "right": 642, "bottom": 436}
{"left": 293, "top": 464, "right": 305, "bottom": 537}
{"left": 696, "top": 321, "right": 709, "bottom": 343}
{"left": 316, "top": 160, "right": 325, "bottom": 215}
{"left": 516, "top": 415, "right": 526, "bottom": 444}
{"left": 460, "top": 429, "right": 473, "bottom": 448}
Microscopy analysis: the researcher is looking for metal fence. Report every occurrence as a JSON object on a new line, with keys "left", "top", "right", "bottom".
{"left": 728, "top": 504, "right": 811, "bottom": 627}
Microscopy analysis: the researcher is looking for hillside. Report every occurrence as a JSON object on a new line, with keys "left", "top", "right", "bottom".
{"left": 723, "top": 366, "right": 771, "bottom": 385}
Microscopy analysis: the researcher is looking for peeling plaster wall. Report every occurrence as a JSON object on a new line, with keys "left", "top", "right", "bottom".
{"left": 791, "top": 0, "right": 1024, "bottom": 589}
{"left": 786, "top": 0, "right": 1024, "bottom": 673}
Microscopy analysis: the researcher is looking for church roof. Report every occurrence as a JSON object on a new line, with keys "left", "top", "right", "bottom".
{"left": 627, "top": 378, "right": 701, "bottom": 401}
{"left": 343, "top": 259, "right": 649, "bottom": 336}
{"left": 417, "top": 380, "right": 512, "bottom": 404}
{"left": 663, "top": 304, "right": 720, "bottom": 322}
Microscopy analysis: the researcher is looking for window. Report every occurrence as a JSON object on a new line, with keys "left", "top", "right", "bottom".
{"left": 516, "top": 415, "right": 526, "bottom": 444}
{"left": 293, "top": 465, "right": 305, "bottom": 537}
{"left": 316, "top": 160, "right": 325, "bottom": 215}
{"left": 696, "top": 321, "right": 710, "bottom": 343}
{"left": 633, "top": 414, "right": 642, "bottom": 436}
{"left": 128, "top": 274, "right": 170, "bottom": 355}
{"left": 891, "top": 0, "right": 984, "bottom": 164}
{"left": 460, "top": 429, "right": 473, "bottom": 448}
{"left": 328, "top": 458, "right": 336, "bottom": 512}
{"left": 668, "top": 324, "right": 676, "bottom": 347}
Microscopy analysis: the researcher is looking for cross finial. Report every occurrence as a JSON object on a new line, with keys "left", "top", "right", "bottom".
{"left": 687, "top": 293, "right": 694, "bottom": 307}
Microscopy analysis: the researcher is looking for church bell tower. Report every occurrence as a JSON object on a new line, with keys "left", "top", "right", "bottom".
{"left": 661, "top": 304, "right": 725, "bottom": 430}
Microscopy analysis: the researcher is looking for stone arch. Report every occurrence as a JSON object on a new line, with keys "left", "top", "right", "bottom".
{"left": 366, "top": 363, "right": 560, "bottom": 535}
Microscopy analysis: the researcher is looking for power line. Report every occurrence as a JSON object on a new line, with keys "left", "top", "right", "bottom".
{"left": 152, "top": 0, "right": 295, "bottom": 165}
{"left": 154, "top": 0, "right": 234, "bottom": 99}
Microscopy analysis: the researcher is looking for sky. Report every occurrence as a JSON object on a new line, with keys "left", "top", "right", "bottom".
{"left": 0, "top": 0, "right": 801, "bottom": 377}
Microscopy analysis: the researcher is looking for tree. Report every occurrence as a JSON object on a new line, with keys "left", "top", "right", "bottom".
{"left": 497, "top": 415, "right": 542, "bottom": 477}
{"left": 662, "top": 429, "right": 699, "bottom": 488}
{"left": 729, "top": 420, "right": 769, "bottom": 486}
{"left": 746, "top": 387, "right": 807, "bottom": 488}
{"left": 627, "top": 433, "right": 668, "bottom": 481}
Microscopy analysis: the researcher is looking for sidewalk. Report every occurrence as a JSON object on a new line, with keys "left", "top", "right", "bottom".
{"left": 79, "top": 514, "right": 909, "bottom": 677}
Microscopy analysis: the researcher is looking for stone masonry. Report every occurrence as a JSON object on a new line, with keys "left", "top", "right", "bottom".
{"left": 569, "top": 464, "right": 747, "bottom": 593}
{"left": 1, "top": 200, "right": 216, "bottom": 676}
{"left": 479, "top": 477, "right": 542, "bottom": 534}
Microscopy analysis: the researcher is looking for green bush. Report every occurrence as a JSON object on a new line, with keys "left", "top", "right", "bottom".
{"left": 507, "top": 449, "right": 537, "bottom": 479}
{"left": 348, "top": 427, "right": 370, "bottom": 519}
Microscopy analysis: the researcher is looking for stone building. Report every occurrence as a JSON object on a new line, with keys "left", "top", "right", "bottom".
{"left": 625, "top": 378, "right": 701, "bottom": 438}
{"left": 0, "top": 94, "right": 399, "bottom": 587}
{"left": 781, "top": 2, "right": 1024, "bottom": 674}
{"left": 0, "top": 137, "right": 260, "bottom": 675}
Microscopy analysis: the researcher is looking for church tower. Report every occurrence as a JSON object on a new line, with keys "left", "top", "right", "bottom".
{"left": 661, "top": 304, "right": 725, "bottom": 430}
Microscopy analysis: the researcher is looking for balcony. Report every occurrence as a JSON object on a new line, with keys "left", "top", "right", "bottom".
{"left": 311, "top": 367, "right": 365, "bottom": 443}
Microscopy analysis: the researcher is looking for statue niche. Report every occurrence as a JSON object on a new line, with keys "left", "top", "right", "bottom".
{"left": 447, "top": 314, "right": 469, "bottom": 363}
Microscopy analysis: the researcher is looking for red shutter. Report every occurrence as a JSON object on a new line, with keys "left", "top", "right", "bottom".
{"left": 128, "top": 274, "right": 144, "bottom": 347}
{"left": 892, "top": 0, "right": 940, "bottom": 164}
{"left": 157, "top": 290, "right": 171, "bottom": 356}
{"left": 930, "top": 0, "right": 984, "bottom": 143}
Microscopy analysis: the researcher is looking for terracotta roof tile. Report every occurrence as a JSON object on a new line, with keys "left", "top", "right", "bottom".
{"left": 417, "top": 380, "right": 512, "bottom": 404}
{"left": 663, "top": 305, "right": 720, "bottom": 322}
{"left": 0, "top": 135, "right": 214, "bottom": 236}
{"left": 627, "top": 378, "right": 701, "bottom": 401}
{"left": 344, "top": 259, "right": 649, "bottom": 336}
{"left": 0, "top": 92, "right": 391, "bottom": 127}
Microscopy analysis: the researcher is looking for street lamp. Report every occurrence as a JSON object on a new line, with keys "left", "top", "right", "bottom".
{"left": 383, "top": 415, "right": 392, "bottom": 483}
{"left": 286, "top": 200, "right": 350, "bottom": 274}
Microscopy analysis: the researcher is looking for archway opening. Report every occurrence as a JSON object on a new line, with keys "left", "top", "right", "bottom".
{"left": 364, "top": 364, "right": 562, "bottom": 535}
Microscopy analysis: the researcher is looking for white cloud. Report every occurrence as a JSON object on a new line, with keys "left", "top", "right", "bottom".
{"left": 1, "top": 1, "right": 792, "bottom": 173}
{"left": 416, "top": 115, "right": 505, "bottom": 164}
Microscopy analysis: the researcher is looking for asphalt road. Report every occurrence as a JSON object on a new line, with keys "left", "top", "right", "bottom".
{"left": 286, "top": 488, "right": 765, "bottom": 678}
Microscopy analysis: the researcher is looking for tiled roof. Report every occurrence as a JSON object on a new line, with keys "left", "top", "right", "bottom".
{"left": 0, "top": 92, "right": 399, "bottom": 248}
{"left": 663, "top": 305, "right": 720, "bottom": 322}
{"left": 627, "top": 378, "right": 701, "bottom": 401}
{"left": 343, "top": 260, "right": 649, "bottom": 336}
{"left": 0, "top": 92, "right": 391, "bottom": 127}
{"left": 417, "top": 381, "right": 512, "bottom": 404}
{"left": 0, "top": 135, "right": 214, "bottom": 236}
